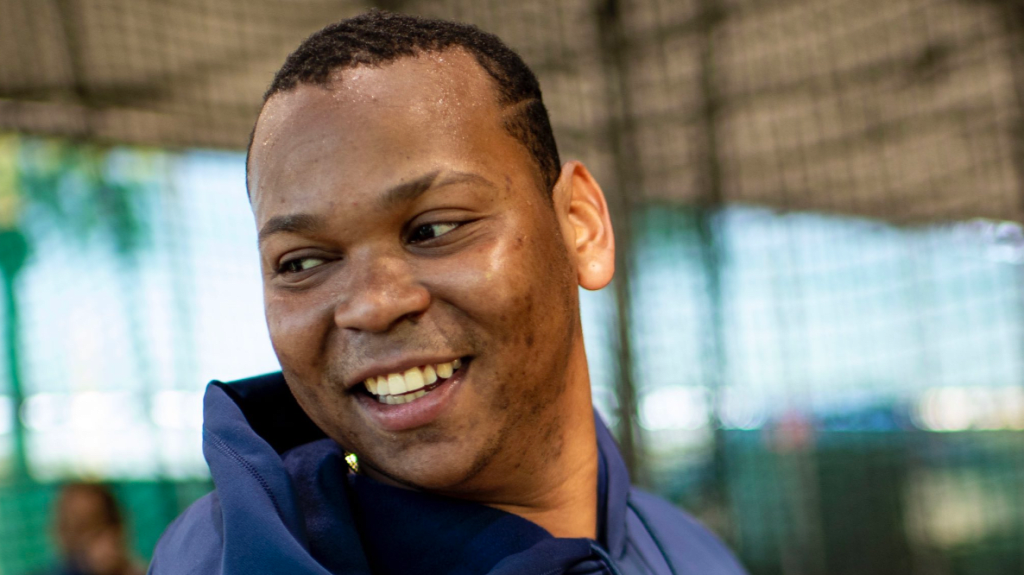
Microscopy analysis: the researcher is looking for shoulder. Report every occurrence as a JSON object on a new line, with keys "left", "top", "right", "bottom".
{"left": 148, "top": 491, "right": 225, "bottom": 575}
{"left": 627, "top": 489, "right": 748, "bottom": 575}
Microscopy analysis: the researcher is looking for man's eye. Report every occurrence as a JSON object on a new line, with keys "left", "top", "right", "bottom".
{"left": 279, "top": 257, "right": 326, "bottom": 274}
{"left": 408, "top": 222, "right": 459, "bottom": 244}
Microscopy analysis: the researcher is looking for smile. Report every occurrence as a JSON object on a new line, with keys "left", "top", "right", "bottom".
{"left": 363, "top": 358, "right": 463, "bottom": 405}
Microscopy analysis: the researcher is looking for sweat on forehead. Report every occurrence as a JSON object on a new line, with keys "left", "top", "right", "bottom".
{"left": 248, "top": 51, "right": 525, "bottom": 206}
{"left": 290, "top": 50, "right": 499, "bottom": 114}
{"left": 246, "top": 10, "right": 560, "bottom": 196}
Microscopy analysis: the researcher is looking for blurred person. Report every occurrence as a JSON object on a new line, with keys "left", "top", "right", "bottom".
{"left": 151, "top": 10, "right": 747, "bottom": 575}
{"left": 47, "top": 483, "right": 143, "bottom": 575}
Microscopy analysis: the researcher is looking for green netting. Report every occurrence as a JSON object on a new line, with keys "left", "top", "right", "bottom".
{"left": 3, "top": 0, "right": 1024, "bottom": 573}
{"left": 0, "top": 481, "right": 210, "bottom": 575}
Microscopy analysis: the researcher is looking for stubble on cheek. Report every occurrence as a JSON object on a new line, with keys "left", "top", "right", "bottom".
{"left": 265, "top": 288, "right": 364, "bottom": 456}
{"left": 266, "top": 289, "right": 335, "bottom": 376}
{"left": 476, "top": 223, "right": 578, "bottom": 478}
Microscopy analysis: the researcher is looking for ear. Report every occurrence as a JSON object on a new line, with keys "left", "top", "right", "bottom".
{"left": 551, "top": 161, "right": 615, "bottom": 291}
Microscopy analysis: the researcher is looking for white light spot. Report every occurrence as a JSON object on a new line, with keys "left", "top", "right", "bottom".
{"left": 721, "top": 389, "right": 767, "bottom": 430}
{"left": 640, "top": 386, "right": 709, "bottom": 431}
{"left": 22, "top": 393, "right": 65, "bottom": 431}
{"left": 151, "top": 390, "right": 204, "bottom": 430}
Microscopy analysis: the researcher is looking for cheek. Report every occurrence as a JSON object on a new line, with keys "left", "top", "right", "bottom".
{"left": 264, "top": 289, "right": 334, "bottom": 371}
{"left": 433, "top": 219, "right": 575, "bottom": 359}
{"left": 433, "top": 235, "right": 533, "bottom": 333}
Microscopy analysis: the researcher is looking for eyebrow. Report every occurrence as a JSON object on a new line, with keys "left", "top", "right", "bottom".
{"left": 258, "top": 213, "right": 326, "bottom": 244}
{"left": 258, "top": 170, "right": 497, "bottom": 244}
{"left": 378, "top": 170, "right": 495, "bottom": 209}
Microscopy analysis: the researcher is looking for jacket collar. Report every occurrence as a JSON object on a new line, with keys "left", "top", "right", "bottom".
{"left": 213, "top": 372, "right": 632, "bottom": 559}
{"left": 595, "top": 409, "right": 630, "bottom": 559}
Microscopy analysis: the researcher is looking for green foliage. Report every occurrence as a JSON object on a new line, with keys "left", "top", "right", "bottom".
{"left": 0, "top": 230, "right": 28, "bottom": 280}
{"left": 0, "top": 135, "right": 162, "bottom": 484}
{"left": 15, "top": 137, "right": 159, "bottom": 258}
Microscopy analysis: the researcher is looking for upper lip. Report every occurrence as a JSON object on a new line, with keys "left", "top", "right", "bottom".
{"left": 346, "top": 355, "right": 465, "bottom": 390}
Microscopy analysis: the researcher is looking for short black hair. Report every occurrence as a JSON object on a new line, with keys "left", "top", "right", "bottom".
{"left": 57, "top": 482, "right": 124, "bottom": 529}
{"left": 248, "top": 10, "right": 561, "bottom": 194}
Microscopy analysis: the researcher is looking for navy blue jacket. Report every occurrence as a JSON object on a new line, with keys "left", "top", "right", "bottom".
{"left": 149, "top": 373, "right": 747, "bottom": 575}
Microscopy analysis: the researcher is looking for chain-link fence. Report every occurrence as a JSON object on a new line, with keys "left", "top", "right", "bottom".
{"left": 3, "top": 1, "right": 1024, "bottom": 574}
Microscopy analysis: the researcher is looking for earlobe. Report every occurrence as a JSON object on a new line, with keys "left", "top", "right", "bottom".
{"left": 554, "top": 161, "right": 615, "bottom": 291}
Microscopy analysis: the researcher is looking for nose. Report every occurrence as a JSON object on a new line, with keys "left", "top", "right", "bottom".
{"left": 333, "top": 252, "right": 431, "bottom": 333}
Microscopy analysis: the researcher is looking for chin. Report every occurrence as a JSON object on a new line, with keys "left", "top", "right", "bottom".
{"left": 367, "top": 438, "right": 503, "bottom": 496}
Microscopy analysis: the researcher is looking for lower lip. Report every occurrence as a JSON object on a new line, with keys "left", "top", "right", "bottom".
{"left": 357, "top": 367, "right": 466, "bottom": 432}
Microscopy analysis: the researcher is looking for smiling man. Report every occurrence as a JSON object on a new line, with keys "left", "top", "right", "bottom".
{"left": 150, "top": 11, "right": 747, "bottom": 575}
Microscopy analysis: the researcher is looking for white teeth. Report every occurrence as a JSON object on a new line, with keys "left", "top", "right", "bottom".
{"left": 436, "top": 362, "right": 453, "bottom": 378}
{"left": 423, "top": 365, "right": 437, "bottom": 384}
{"left": 404, "top": 367, "right": 425, "bottom": 392}
{"left": 388, "top": 373, "right": 407, "bottom": 395}
{"left": 369, "top": 359, "right": 464, "bottom": 404}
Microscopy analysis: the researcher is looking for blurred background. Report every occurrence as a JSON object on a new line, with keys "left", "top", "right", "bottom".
{"left": 2, "top": 0, "right": 1024, "bottom": 573}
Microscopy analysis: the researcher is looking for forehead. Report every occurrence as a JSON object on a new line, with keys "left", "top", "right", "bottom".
{"left": 248, "top": 50, "right": 526, "bottom": 219}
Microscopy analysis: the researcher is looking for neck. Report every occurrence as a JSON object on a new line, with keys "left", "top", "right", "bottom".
{"left": 364, "top": 419, "right": 599, "bottom": 538}
{"left": 486, "top": 416, "right": 599, "bottom": 539}
{"left": 483, "top": 344, "right": 599, "bottom": 539}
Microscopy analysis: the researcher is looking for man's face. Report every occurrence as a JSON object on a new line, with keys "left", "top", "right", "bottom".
{"left": 249, "top": 51, "right": 583, "bottom": 493}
